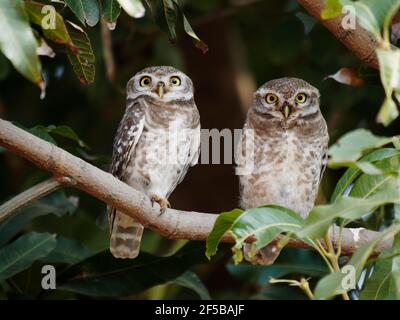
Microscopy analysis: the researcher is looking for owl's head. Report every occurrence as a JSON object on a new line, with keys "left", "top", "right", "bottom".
{"left": 252, "top": 78, "right": 320, "bottom": 121}
{"left": 127, "top": 66, "right": 194, "bottom": 102}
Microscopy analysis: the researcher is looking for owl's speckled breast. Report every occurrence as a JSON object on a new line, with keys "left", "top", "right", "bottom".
{"left": 238, "top": 114, "right": 328, "bottom": 218}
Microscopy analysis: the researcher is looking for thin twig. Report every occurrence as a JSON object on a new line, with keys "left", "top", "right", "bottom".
{"left": 0, "top": 177, "right": 63, "bottom": 223}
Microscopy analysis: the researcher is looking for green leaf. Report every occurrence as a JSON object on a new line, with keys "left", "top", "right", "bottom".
{"left": 321, "top": 0, "right": 342, "bottom": 20}
{"left": 206, "top": 209, "right": 243, "bottom": 260}
{"left": 24, "top": 1, "right": 76, "bottom": 51}
{"left": 59, "top": 242, "right": 209, "bottom": 297}
{"left": 65, "top": 0, "right": 100, "bottom": 26}
{"left": 360, "top": 258, "right": 400, "bottom": 299}
{"left": 173, "top": 0, "right": 208, "bottom": 53}
{"left": 314, "top": 225, "right": 400, "bottom": 299}
{"left": 0, "top": 0, "right": 42, "bottom": 85}
{"left": 328, "top": 129, "right": 394, "bottom": 166}
{"left": 314, "top": 272, "right": 347, "bottom": 299}
{"left": 146, "top": 0, "right": 207, "bottom": 52}
{"left": 298, "top": 187, "right": 400, "bottom": 239}
{"left": 41, "top": 236, "right": 92, "bottom": 265}
{"left": 102, "top": 0, "right": 121, "bottom": 29}
{"left": 0, "top": 232, "right": 57, "bottom": 281}
{"left": 226, "top": 248, "right": 328, "bottom": 285}
{"left": 47, "top": 125, "right": 88, "bottom": 148}
{"left": 66, "top": 22, "right": 95, "bottom": 84}
{"left": 349, "top": 0, "right": 400, "bottom": 39}
{"left": 117, "top": 0, "right": 145, "bottom": 18}
{"left": 230, "top": 206, "right": 304, "bottom": 264}
{"left": 349, "top": 155, "right": 400, "bottom": 198}
{"left": 162, "top": 0, "right": 177, "bottom": 40}
{"left": 172, "top": 271, "right": 211, "bottom": 300}
{"left": 28, "top": 124, "right": 88, "bottom": 147}
{"left": 331, "top": 148, "right": 400, "bottom": 202}
{"left": 361, "top": 234, "right": 400, "bottom": 299}
{"left": 29, "top": 126, "right": 57, "bottom": 144}
{"left": 0, "top": 192, "right": 77, "bottom": 247}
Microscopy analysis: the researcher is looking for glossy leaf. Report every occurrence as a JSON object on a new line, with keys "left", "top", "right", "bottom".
{"left": 230, "top": 206, "right": 304, "bottom": 264}
{"left": 172, "top": 271, "right": 211, "bottom": 300}
{"left": 346, "top": 0, "right": 400, "bottom": 39}
{"left": 65, "top": 0, "right": 100, "bottom": 26}
{"left": 59, "top": 242, "right": 209, "bottom": 297}
{"left": 0, "top": 0, "right": 42, "bottom": 85}
{"left": 349, "top": 155, "right": 400, "bottom": 198}
{"left": 66, "top": 22, "right": 95, "bottom": 84}
{"left": 328, "top": 129, "right": 394, "bottom": 166}
{"left": 0, "top": 232, "right": 57, "bottom": 281}
{"left": 361, "top": 234, "right": 400, "bottom": 299}
{"left": 331, "top": 148, "right": 400, "bottom": 202}
{"left": 0, "top": 192, "right": 77, "bottom": 247}
{"left": 24, "top": 1, "right": 76, "bottom": 51}
{"left": 360, "top": 258, "right": 400, "bottom": 299}
{"left": 206, "top": 209, "right": 243, "bottom": 260}
{"left": 298, "top": 187, "right": 400, "bottom": 239}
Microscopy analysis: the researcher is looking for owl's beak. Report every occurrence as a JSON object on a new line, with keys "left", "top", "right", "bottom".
{"left": 157, "top": 82, "right": 165, "bottom": 98}
{"left": 282, "top": 104, "right": 291, "bottom": 118}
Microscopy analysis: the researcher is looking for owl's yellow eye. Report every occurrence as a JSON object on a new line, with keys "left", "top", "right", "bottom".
{"left": 170, "top": 76, "right": 181, "bottom": 86}
{"left": 140, "top": 76, "right": 152, "bottom": 87}
{"left": 295, "top": 93, "right": 307, "bottom": 104}
{"left": 265, "top": 93, "right": 278, "bottom": 104}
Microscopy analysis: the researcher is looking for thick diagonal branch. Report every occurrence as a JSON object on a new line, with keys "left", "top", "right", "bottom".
{"left": 0, "top": 119, "right": 393, "bottom": 255}
{"left": 298, "top": 0, "right": 379, "bottom": 69}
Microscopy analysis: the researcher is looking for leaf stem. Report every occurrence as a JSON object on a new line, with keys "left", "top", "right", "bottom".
{"left": 270, "top": 277, "right": 315, "bottom": 300}
{"left": 324, "top": 232, "right": 350, "bottom": 301}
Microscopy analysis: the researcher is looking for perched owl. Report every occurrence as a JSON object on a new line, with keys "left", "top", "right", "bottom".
{"left": 236, "top": 77, "right": 329, "bottom": 265}
{"left": 109, "top": 66, "right": 201, "bottom": 259}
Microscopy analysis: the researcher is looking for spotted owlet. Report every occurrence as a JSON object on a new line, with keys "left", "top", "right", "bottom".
{"left": 236, "top": 77, "right": 329, "bottom": 265}
{"left": 108, "top": 66, "right": 201, "bottom": 259}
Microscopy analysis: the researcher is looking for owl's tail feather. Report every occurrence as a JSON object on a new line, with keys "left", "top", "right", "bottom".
{"left": 110, "top": 212, "right": 144, "bottom": 259}
{"left": 243, "top": 243, "right": 281, "bottom": 266}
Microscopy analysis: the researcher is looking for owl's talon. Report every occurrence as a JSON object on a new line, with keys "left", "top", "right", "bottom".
{"left": 150, "top": 195, "right": 170, "bottom": 215}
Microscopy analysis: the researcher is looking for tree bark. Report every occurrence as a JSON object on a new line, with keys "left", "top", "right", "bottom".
{"left": 298, "top": 0, "right": 380, "bottom": 69}
{"left": 0, "top": 118, "right": 394, "bottom": 256}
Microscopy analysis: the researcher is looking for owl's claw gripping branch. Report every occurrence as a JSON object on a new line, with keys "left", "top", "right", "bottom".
{"left": 0, "top": 118, "right": 394, "bottom": 257}
{"left": 150, "top": 194, "right": 170, "bottom": 215}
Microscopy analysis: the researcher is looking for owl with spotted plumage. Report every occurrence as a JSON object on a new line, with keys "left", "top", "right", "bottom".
{"left": 108, "top": 66, "right": 201, "bottom": 259}
{"left": 237, "top": 77, "right": 329, "bottom": 265}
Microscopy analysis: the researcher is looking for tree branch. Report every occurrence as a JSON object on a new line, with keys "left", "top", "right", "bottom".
{"left": 0, "top": 177, "right": 62, "bottom": 223}
{"left": 0, "top": 119, "right": 393, "bottom": 256}
{"left": 298, "top": 0, "right": 380, "bottom": 69}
